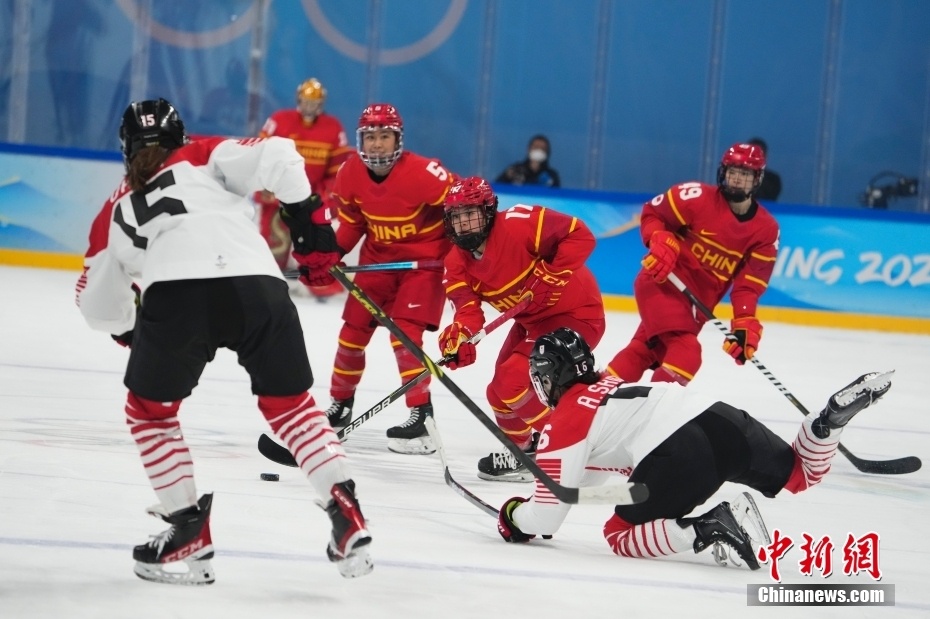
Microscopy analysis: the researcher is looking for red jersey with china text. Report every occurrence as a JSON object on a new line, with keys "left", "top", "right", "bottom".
{"left": 332, "top": 152, "right": 456, "bottom": 263}
{"left": 640, "top": 182, "right": 779, "bottom": 316}
{"left": 259, "top": 109, "right": 351, "bottom": 197}
{"left": 443, "top": 204, "right": 603, "bottom": 332}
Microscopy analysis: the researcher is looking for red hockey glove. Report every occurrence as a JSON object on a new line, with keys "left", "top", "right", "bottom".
{"left": 293, "top": 251, "right": 343, "bottom": 287}
{"left": 438, "top": 322, "right": 477, "bottom": 370}
{"left": 723, "top": 316, "right": 763, "bottom": 365}
{"left": 521, "top": 262, "right": 571, "bottom": 315}
{"left": 641, "top": 230, "right": 680, "bottom": 283}
{"left": 280, "top": 194, "right": 345, "bottom": 287}
{"left": 498, "top": 497, "right": 535, "bottom": 543}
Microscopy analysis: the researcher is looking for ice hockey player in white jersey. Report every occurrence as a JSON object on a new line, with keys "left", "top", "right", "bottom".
{"left": 75, "top": 98, "right": 372, "bottom": 584}
{"left": 497, "top": 327, "right": 894, "bottom": 570}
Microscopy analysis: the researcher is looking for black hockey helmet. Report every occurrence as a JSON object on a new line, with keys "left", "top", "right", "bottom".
{"left": 529, "top": 327, "right": 597, "bottom": 407}
{"left": 119, "top": 98, "right": 187, "bottom": 172}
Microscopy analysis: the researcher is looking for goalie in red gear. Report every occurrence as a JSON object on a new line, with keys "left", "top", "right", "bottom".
{"left": 439, "top": 176, "right": 605, "bottom": 482}
{"left": 310, "top": 103, "right": 458, "bottom": 456}
{"left": 608, "top": 143, "right": 779, "bottom": 386}
{"left": 498, "top": 328, "right": 894, "bottom": 572}
{"left": 254, "top": 77, "right": 352, "bottom": 298}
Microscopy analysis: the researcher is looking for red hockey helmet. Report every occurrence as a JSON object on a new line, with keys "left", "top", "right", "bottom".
{"left": 443, "top": 176, "right": 498, "bottom": 252}
{"left": 356, "top": 103, "right": 404, "bottom": 172}
{"left": 717, "top": 143, "right": 766, "bottom": 201}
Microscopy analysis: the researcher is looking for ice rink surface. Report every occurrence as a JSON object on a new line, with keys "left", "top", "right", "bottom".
{"left": 1, "top": 265, "right": 927, "bottom": 618}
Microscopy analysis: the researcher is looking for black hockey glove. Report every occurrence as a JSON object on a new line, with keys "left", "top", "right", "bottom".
{"left": 279, "top": 194, "right": 343, "bottom": 255}
{"left": 498, "top": 497, "right": 535, "bottom": 543}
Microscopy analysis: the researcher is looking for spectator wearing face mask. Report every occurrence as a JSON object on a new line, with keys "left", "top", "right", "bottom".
{"left": 496, "top": 134, "right": 561, "bottom": 188}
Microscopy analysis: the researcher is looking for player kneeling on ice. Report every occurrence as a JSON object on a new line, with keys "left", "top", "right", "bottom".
{"left": 497, "top": 327, "right": 893, "bottom": 570}
{"left": 76, "top": 99, "right": 372, "bottom": 584}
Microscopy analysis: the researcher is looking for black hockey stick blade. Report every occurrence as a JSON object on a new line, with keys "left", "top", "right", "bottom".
{"left": 666, "top": 272, "right": 921, "bottom": 476}
{"left": 258, "top": 433, "right": 298, "bottom": 468}
{"left": 330, "top": 265, "right": 649, "bottom": 506}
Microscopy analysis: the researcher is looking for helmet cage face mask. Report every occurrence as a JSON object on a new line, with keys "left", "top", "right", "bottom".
{"left": 296, "top": 78, "right": 326, "bottom": 121}
{"left": 356, "top": 104, "right": 404, "bottom": 172}
{"left": 442, "top": 176, "right": 498, "bottom": 252}
{"left": 119, "top": 98, "right": 187, "bottom": 172}
{"left": 717, "top": 143, "right": 766, "bottom": 201}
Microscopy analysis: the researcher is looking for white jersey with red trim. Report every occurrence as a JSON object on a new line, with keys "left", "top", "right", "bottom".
{"left": 76, "top": 136, "right": 311, "bottom": 335}
{"left": 512, "top": 375, "right": 720, "bottom": 536}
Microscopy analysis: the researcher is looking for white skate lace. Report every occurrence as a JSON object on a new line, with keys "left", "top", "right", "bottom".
{"left": 397, "top": 408, "right": 423, "bottom": 428}
{"left": 491, "top": 451, "right": 519, "bottom": 470}
{"left": 146, "top": 526, "right": 175, "bottom": 555}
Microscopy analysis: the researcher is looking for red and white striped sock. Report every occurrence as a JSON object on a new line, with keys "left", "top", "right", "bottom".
{"left": 603, "top": 513, "right": 695, "bottom": 558}
{"left": 259, "top": 393, "right": 351, "bottom": 497}
{"left": 783, "top": 414, "right": 841, "bottom": 493}
{"left": 125, "top": 392, "right": 196, "bottom": 514}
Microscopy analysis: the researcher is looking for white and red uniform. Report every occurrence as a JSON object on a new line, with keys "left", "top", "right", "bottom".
{"left": 77, "top": 136, "right": 310, "bottom": 334}
{"left": 443, "top": 205, "right": 605, "bottom": 446}
{"left": 327, "top": 151, "right": 456, "bottom": 407}
{"left": 510, "top": 374, "right": 843, "bottom": 559}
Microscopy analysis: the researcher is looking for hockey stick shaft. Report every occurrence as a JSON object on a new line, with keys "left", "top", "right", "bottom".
{"left": 667, "top": 272, "right": 921, "bottom": 475}
{"left": 284, "top": 259, "right": 443, "bottom": 279}
{"left": 425, "top": 417, "right": 498, "bottom": 517}
{"left": 257, "top": 297, "right": 532, "bottom": 467}
{"left": 330, "top": 265, "right": 648, "bottom": 505}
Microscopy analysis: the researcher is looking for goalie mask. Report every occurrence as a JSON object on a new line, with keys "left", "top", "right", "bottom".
{"left": 442, "top": 176, "right": 498, "bottom": 252}
{"left": 357, "top": 103, "right": 404, "bottom": 173}
{"left": 296, "top": 78, "right": 326, "bottom": 122}
{"left": 529, "top": 328, "right": 597, "bottom": 407}
{"left": 717, "top": 143, "right": 766, "bottom": 202}
{"left": 119, "top": 98, "right": 187, "bottom": 173}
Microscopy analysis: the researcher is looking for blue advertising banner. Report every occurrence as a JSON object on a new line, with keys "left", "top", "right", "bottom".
{"left": 1, "top": 147, "right": 927, "bottom": 332}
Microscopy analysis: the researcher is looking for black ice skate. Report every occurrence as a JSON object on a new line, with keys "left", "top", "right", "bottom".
{"left": 324, "top": 480, "right": 373, "bottom": 578}
{"left": 133, "top": 493, "right": 215, "bottom": 585}
{"left": 679, "top": 495, "right": 764, "bottom": 571}
{"left": 477, "top": 433, "right": 538, "bottom": 483}
{"left": 814, "top": 371, "right": 894, "bottom": 437}
{"left": 386, "top": 400, "right": 436, "bottom": 455}
{"left": 326, "top": 396, "right": 354, "bottom": 429}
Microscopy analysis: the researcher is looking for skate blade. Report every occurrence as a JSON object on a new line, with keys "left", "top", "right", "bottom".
{"left": 834, "top": 370, "right": 894, "bottom": 406}
{"left": 730, "top": 492, "right": 772, "bottom": 546}
{"left": 387, "top": 436, "right": 436, "bottom": 455}
{"left": 334, "top": 546, "right": 373, "bottom": 579}
{"left": 476, "top": 469, "right": 534, "bottom": 483}
{"left": 133, "top": 558, "right": 215, "bottom": 586}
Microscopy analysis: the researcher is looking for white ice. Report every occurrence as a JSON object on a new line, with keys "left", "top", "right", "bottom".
{"left": 1, "top": 265, "right": 927, "bottom": 618}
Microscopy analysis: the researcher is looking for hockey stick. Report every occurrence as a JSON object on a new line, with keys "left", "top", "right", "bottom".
{"left": 667, "top": 272, "right": 921, "bottom": 475}
{"left": 257, "top": 298, "right": 531, "bottom": 468}
{"left": 284, "top": 259, "right": 443, "bottom": 279}
{"left": 424, "top": 417, "right": 498, "bottom": 517}
{"left": 329, "top": 265, "right": 649, "bottom": 505}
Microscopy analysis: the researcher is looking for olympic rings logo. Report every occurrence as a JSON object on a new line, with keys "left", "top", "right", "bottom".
{"left": 115, "top": 0, "right": 467, "bottom": 65}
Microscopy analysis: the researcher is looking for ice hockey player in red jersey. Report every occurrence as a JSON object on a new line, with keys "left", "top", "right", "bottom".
{"left": 608, "top": 143, "right": 780, "bottom": 385}
{"left": 439, "top": 177, "right": 605, "bottom": 482}
{"left": 254, "top": 77, "right": 351, "bottom": 298}
{"left": 293, "top": 103, "right": 457, "bottom": 455}
{"left": 498, "top": 328, "right": 894, "bottom": 570}
{"left": 75, "top": 98, "right": 372, "bottom": 584}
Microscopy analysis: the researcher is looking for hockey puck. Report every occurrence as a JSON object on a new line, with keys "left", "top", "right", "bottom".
{"left": 260, "top": 473, "right": 280, "bottom": 482}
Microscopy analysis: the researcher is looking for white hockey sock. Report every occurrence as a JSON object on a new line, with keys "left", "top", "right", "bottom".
{"left": 786, "top": 414, "right": 841, "bottom": 492}
{"left": 259, "top": 393, "right": 351, "bottom": 498}
{"left": 125, "top": 394, "right": 196, "bottom": 514}
{"left": 603, "top": 514, "right": 695, "bottom": 558}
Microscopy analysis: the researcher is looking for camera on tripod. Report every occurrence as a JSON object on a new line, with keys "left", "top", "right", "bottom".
{"left": 859, "top": 171, "right": 919, "bottom": 209}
